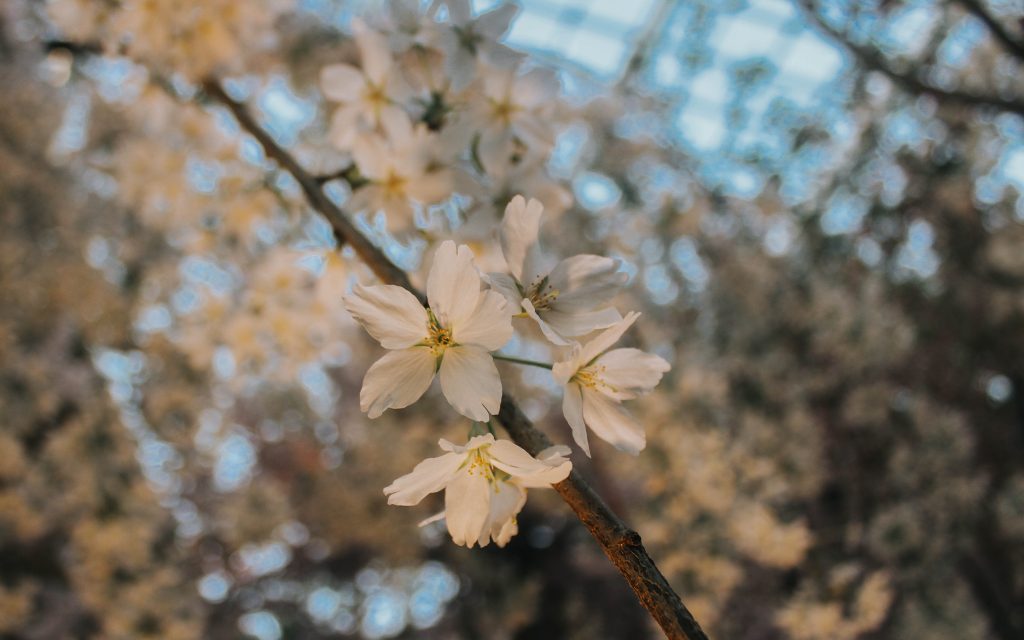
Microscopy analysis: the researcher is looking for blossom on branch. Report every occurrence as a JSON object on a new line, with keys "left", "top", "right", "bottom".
{"left": 344, "top": 241, "right": 512, "bottom": 420}
{"left": 553, "top": 312, "right": 670, "bottom": 456}
{"left": 489, "top": 195, "right": 625, "bottom": 345}
{"left": 384, "top": 434, "right": 572, "bottom": 548}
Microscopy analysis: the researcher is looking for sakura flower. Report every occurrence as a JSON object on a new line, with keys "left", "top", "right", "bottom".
{"left": 488, "top": 195, "right": 625, "bottom": 345}
{"left": 552, "top": 312, "right": 670, "bottom": 456}
{"left": 348, "top": 110, "right": 454, "bottom": 229}
{"left": 468, "top": 63, "right": 560, "bottom": 167}
{"left": 436, "top": 0, "right": 522, "bottom": 91}
{"left": 320, "top": 20, "right": 410, "bottom": 150}
{"left": 384, "top": 434, "right": 572, "bottom": 547}
{"left": 344, "top": 241, "right": 512, "bottom": 420}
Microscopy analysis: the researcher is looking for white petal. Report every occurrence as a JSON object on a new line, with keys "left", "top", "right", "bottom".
{"left": 578, "top": 311, "right": 641, "bottom": 366}
{"left": 455, "top": 290, "right": 513, "bottom": 350}
{"left": 484, "top": 272, "right": 522, "bottom": 307}
{"left": 320, "top": 64, "right": 366, "bottom": 102}
{"left": 581, "top": 389, "right": 645, "bottom": 455}
{"left": 427, "top": 241, "right": 482, "bottom": 330}
{"left": 523, "top": 298, "right": 573, "bottom": 346}
{"left": 562, "top": 382, "right": 590, "bottom": 457}
{"left": 552, "top": 346, "right": 583, "bottom": 386}
{"left": 439, "top": 345, "right": 502, "bottom": 421}
{"left": 444, "top": 469, "right": 491, "bottom": 547}
{"left": 541, "top": 307, "right": 622, "bottom": 339}
{"left": 476, "top": 3, "right": 519, "bottom": 39}
{"left": 344, "top": 283, "right": 428, "bottom": 349}
{"left": 327, "top": 106, "right": 362, "bottom": 150}
{"left": 489, "top": 440, "right": 572, "bottom": 487}
{"left": 354, "top": 20, "right": 393, "bottom": 84}
{"left": 499, "top": 195, "right": 544, "bottom": 283}
{"left": 594, "top": 348, "right": 671, "bottom": 400}
{"left": 360, "top": 348, "right": 437, "bottom": 418}
{"left": 439, "top": 433, "right": 494, "bottom": 453}
{"left": 483, "top": 481, "right": 526, "bottom": 547}
{"left": 384, "top": 452, "right": 463, "bottom": 505}
{"left": 548, "top": 255, "right": 626, "bottom": 312}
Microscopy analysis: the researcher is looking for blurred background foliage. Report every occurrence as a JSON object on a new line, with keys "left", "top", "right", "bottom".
{"left": 2, "top": 0, "right": 1024, "bottom": 638}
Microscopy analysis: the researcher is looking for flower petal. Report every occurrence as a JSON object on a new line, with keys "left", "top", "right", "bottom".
{"left": 594, "top": 348, "right": 671, "bottom": 400}
{"left": 476, "top": 2, "right": 519, "bottom": 39}
{"left": 320, "top": 64, "right": 366, "bottom": 102}
{"left": 522, "top": 298, "right": 573, "bottom": 346}
{"left": 481, "top": 481, "right": 526, "bottom": 548}
{"left": 484, "top": 272, "right": 522, "bottom": 307}
{"left": 384, "top": 452, "right": 463, "bottom": 506}
{"left": 344, "top": 283, "right": 428, "bottom": 349}
{"left": 581, "top": 389, "right": 646, "bottom": 455}
{"left": 499, "top": 195, "right": 545, "bottom": 283}
{"left": 562, "top": 382, "right": 590, "bottom": 457}
{"left": 577, "top": 311, "right": 641, "bottom": 366}
{"left": 354, "top": 20, "right": 393, "bottom": 84}
{"left": 427, "top": 241, "right": 482, "bottom": 329}
{"left": 548, "top": 254, "right": 626, "bottom": 312}
{"left": 360, "top": 347, "right": 437, "bottom": 418}
{"left": 541, "top": 306, "right": 622, "bottom": 339}
{"left": 489, "top": 440, "right": 572, "bottom": 487}
{"left": 444, "top": 469, "right": 491, "bottom": 547}
{"left": 439, "top": 345, "right": 502, "bottom": 421}
{"left": 456, "top": 290, "right": 513, "bottom": 350}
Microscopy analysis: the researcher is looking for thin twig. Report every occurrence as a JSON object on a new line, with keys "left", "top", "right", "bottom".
{"left": 202, "top": 77, "right": 709, "bottom": 640}
{"left": 797, "top": 0, "right": 1024, "bottom": 117}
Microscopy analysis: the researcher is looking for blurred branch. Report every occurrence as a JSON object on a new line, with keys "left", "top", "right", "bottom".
{"left": 797, "top": 0, "right": 1024, "bottom": 117}
{"left": 955, "top": 0, "right": 1024, "bottom": 62}
{"left": 201, "top": 77, "right": 709, "bottom": 640}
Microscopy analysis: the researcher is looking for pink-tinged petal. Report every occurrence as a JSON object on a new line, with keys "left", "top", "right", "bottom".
{"left": 344, "top": 283, "right": 428, "bottom": 349}
{"left": 489, "top": 440, "right": 572, "bottom": 487}
{"left": 581, "top": 389, "right": 646, "bottom": 455}
{"left": 360, "top": 348, "right": 436, "bottom": 418}
{"left": 500, "top": 195, "right": 544, "bottom": 283}
{"left": 456, "top": 290, "right": 513, "bottom": 350}
{"left": 352, "top": 135, "right": 391, "bottom": 180}
{"left": 562, "top": 382, "right": 590, "bottom": 457}
{"left": 541, "top": 307, "right": 622, "bottom": 339}
{"left": 405, "top": 170, "right": 454, "bottom": 205}
{"left": 327, "top": 106, "right": 362, "bottom": 150}
{"left": 444, "top": 469, "right": 491, "bottom": 547}
{"left": 548, "top": 255, "right": 626, "bottom": 311}
{"left": 427, "top": 241, "right": 482, "bottom": 329}
{"left": 594, "top": 348, "right": 671, "bottom": 400}
{"left": 379, "top": 107, "right": 414, "bottom": 146}
{"left": 439, "top": 345, "right": 502, "bottom": 421}
{"left": 577, "top": 311, "right": 641, "bottom": 366}
{"left": 384, "top": 452, "right": 464, "bottom": 506}
{"left": 320, "top": 64, "right": 366, "bottom": 102}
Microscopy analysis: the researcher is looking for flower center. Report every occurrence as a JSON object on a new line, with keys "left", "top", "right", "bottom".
{"left": 381, "top": 171, "right": 407, "bottom": 197}
{"left": 573, "top": 365, "right": 615, "bottom": 392}
{"left": 490, "top": 99, "right": 520, "bottom": 124}
{"left": 425, "top": 311, "right": 454, "bottom": 355}
{"left": 523, "top": 276, "right": 559, "bottom": 312}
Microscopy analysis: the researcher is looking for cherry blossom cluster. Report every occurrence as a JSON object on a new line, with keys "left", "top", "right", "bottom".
{"left": 321, "top": 1, "right": 670, "bottom": 549}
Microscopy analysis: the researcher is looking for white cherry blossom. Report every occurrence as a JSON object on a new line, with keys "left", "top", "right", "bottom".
{"left": 384, "top": 434, "right": 572, "bottom": 547}
{"left": 321, "top": 20, "right": 410, "bottom": 151}
{"left": 344, "top": 241, "right": 512, "bottom": 420}
{"left": 489, "top": 195, "right": 625, "bottom": 345}
{"left": 348, "top": 110, "right": 454, "bottom": 229}
{"left": 552, "top": 312, "right": 670, "bottom": 456}
{"left": 436, "top": 0, "right": 522, "bottom": 91}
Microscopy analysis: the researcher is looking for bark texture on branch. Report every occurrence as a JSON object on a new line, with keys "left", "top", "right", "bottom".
{"left": 202, "top": 78, "right": 710, "bottom": 640}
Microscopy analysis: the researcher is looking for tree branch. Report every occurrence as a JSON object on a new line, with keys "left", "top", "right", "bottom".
{"left": 201, "top": 77, "right": 709, "bottom": 640}
{"left": 797, "top": 0, "right": 1024, "bottom": 117}
{"left": 955, "top": 0, "right": 1024, "bottom": 63}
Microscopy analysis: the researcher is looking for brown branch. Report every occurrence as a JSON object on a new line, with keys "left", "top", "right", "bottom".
{"left": 955, "top": 0, "right": 1024, "bottom": 62}
{"left": 201, "top": 77, "right": 710, "bottom": 640}
{"left": 797, "top": 0, "right": 1024, "bottom": 117}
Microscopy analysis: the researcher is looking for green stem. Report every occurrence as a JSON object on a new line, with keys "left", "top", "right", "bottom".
{"left": 492, "top": 353, "right": 553, "bottom": 370}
